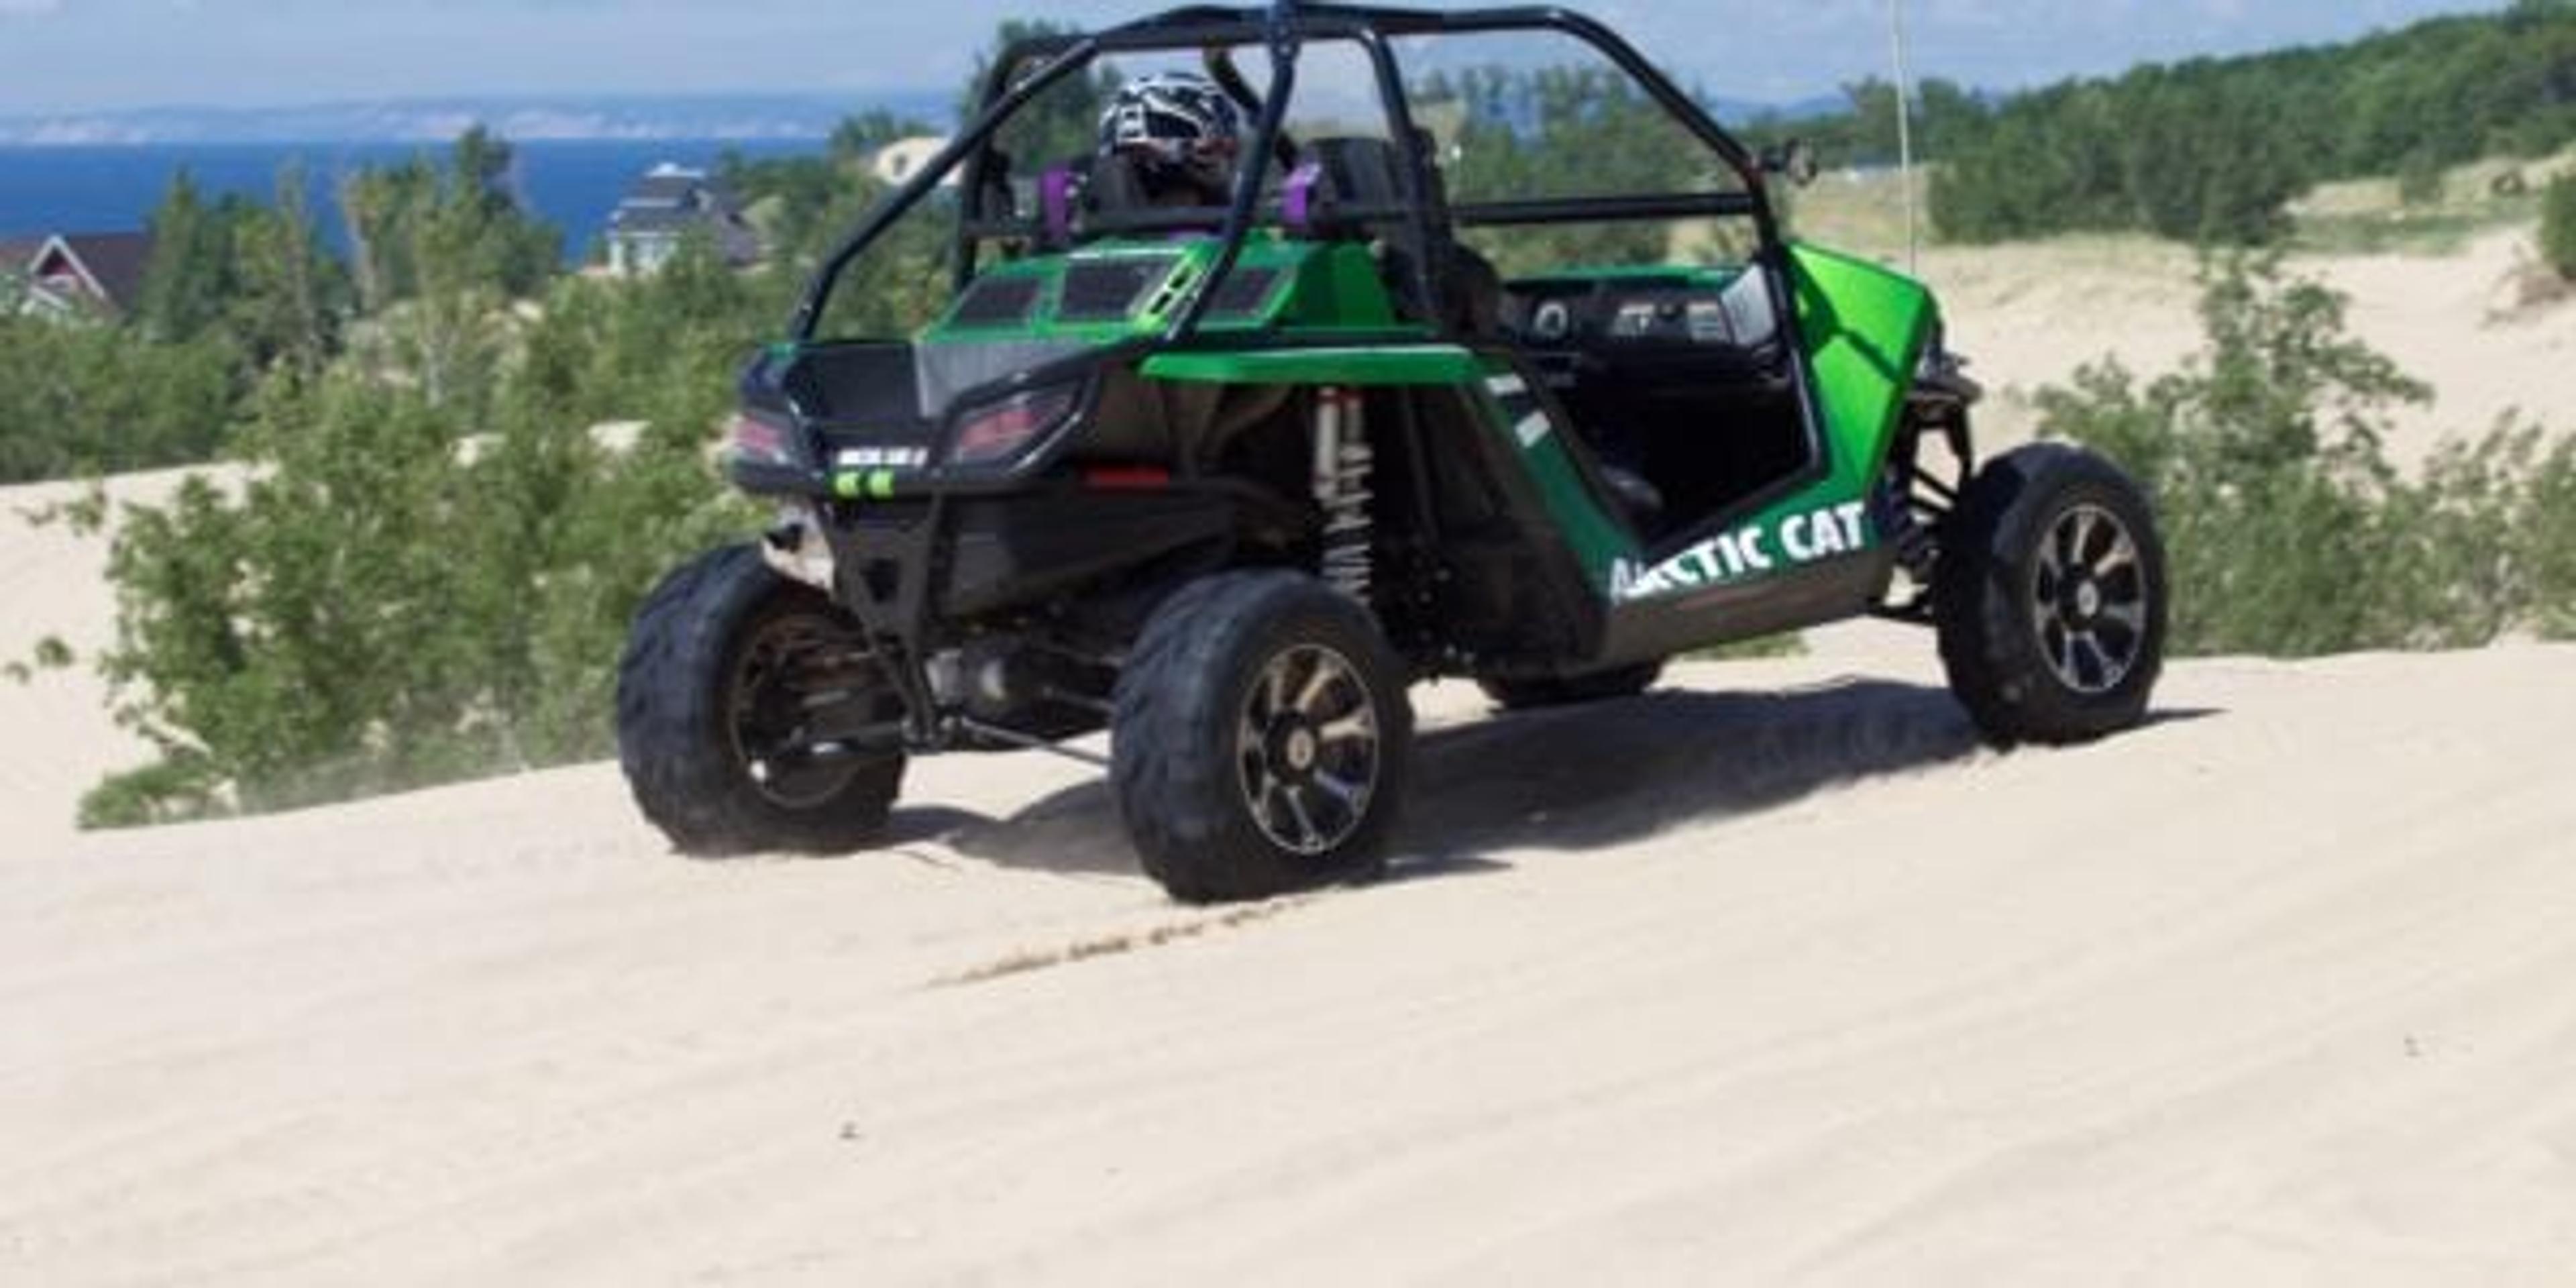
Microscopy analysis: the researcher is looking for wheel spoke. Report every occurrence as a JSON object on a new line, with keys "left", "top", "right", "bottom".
{"left": 1317, "top": 709, "right": 1376, "bottom": 746}
{"left": 2100, "top": 635, "right": 2127, "bottom": 686}
{"left": 2093, "top": 531, "right": 2140, "bottom": 579}
{"left": 1293, "top": 655, "right": 1342, "bottom": 717}
{"left": 2045, "top": 620, "right": 2075, "bottom": 684}
{"left": 1311, "top": 769, "right": 1365, "bottom": 810}
{"left": 1282, "top": 786, "right": 1323, "bottom": 851}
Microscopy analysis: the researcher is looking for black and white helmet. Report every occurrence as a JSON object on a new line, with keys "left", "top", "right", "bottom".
{"left": 1098, "top": 71, "right": 1242, "bottom": 194}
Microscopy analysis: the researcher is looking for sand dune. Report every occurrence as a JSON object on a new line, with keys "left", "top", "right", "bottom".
{"left": 0, "top": 469, "right": 215, "bottom": 845}
{"left": 6, "top": 235, "right": 2574, "bottom": 1281}
{"left": 1924, "top": 228, "right": 2575, "bottom": 463}
{"left": 6, "top": 631, "right": 2575, "bottom": 1284}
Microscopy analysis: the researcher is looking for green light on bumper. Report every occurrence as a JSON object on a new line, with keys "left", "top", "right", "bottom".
{"left": 831, "top": 469, "right": 900, "bottom": 500}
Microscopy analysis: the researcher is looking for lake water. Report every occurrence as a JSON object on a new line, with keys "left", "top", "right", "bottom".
{"left": 0, "top": 138, "right": 825, "bottom": 262}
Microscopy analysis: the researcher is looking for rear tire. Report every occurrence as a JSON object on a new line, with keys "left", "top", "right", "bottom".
{"left": 617, "top": 545, "right": 905, "bottom": 855}
{"left": 1112, "top": 571, "right": 1413, "bottom": 904}
{"left": 1934, "top": 444, "right": 2167, "bottom": 747}
{"left": 1478, "top": 661, "right": 1664, "bottom": 712}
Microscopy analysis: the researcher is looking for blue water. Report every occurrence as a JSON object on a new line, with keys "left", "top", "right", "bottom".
{"left": 0, "top": 138, "right": 825, "bottom": 262}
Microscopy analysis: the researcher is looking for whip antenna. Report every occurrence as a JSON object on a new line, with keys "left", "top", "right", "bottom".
{"left": 1888, "top": 0, "right": 1920, "bottom": 273}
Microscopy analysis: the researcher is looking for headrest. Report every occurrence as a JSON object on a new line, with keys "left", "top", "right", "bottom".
{"left": 1281, "top": 137, "right": 1409, "bottom": 238}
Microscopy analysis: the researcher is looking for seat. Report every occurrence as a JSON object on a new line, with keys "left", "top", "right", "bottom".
{"left": 1281, "top": 136, "right": 1506, "bottom": 339}
{"left": 1597, "top": 462, "right": 1666, "bottom": 531}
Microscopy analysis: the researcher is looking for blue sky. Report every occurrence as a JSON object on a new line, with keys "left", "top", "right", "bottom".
{"left": 0, "top": 0, "right": 2510, "bottom": 117}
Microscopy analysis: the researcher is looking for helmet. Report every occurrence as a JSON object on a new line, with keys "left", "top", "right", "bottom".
{"left": 1097, "top": 71, "right": 1242, "bottom": 198}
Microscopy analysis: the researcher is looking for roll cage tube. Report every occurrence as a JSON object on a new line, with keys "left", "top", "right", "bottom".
{"left": 800, "top": 4, "right": 1783, "bottom": 350}
{"left": 1163, "top": 5, "right": 1301, "bottom": 345}
{"left": 1201, "top": 44, "right": 1302, "bottom": 174}
{"left": 792, "top": 35, "right": 1104, "bottom": 341}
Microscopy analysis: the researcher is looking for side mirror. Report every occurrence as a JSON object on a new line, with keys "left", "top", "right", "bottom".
{"left": 1762, "top": 140, "right": 1819, "bottom": 189}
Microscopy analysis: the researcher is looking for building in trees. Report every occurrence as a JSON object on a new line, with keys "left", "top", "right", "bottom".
{"left": 4, "top": 231, "right": 155, "bottom": 321}
{"left": 604, "top": 164, "right": 761, "bottom": 277}
{"left": 867, "top": 135, "right": 955, "bottom": 189}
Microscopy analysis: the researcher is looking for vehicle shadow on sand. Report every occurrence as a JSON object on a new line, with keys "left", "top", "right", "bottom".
{"left": 921, "top": 678, "right": 2085, "bottom": 881}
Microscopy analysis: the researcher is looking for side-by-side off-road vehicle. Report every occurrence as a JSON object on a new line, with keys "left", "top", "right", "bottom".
{"left": 616, "top": 2, "right": 2169, "bottom": 903}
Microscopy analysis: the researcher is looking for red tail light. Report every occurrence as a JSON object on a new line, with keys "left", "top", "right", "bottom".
{"left": 728, "top": 415, "right": 790, "bottom": 464}
{"left": 951, "top": 386, "right": 1079, "bottom": 466}
{"left": 1083, "top": 465, "right": 1171, "bottom": 490}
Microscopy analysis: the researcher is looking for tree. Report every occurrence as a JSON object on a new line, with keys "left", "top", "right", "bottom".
{"left": 1930, "top": 3, "right": 2576, "bottom": 245}
{"left": 830, "top": 109, "right": 935, "bottom": 164}
{"left": 961, "top": 19, "right": 1124, "bottom": 167}
{"left": 339, "top": 127, "right": 560, "bottom": 315}
{"left": 135, "top": 172, "right": 242, "bottom": 343}
{"left": 2544, "top": 172, "right": 2576, "bottom": 280}
{"left": 227, "top": 162, "right": 349, "bottom": 374}
{"left": 0, "top": 314, "right": 237, "bottom": 483}
{"left": 1424, "top": 63, "right": 1695, "bottom": 274}
{"left": 81, "top": 235, "right": 765, "bottom": 827}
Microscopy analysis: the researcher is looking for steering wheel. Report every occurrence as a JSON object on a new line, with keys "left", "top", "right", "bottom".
{"left": 1202, "top": 45, "right": 1301, "bottom": 173}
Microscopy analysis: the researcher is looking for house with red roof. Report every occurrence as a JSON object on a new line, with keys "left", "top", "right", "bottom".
{"left": 3, "top": 231, "right": 155, "bottom": 321}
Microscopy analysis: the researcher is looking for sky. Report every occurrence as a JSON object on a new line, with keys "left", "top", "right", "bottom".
{"left": 0, "top": 0, "right": 2514, "bottom": 119}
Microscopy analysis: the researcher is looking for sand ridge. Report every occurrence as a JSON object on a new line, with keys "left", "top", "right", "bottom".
{"left": 5, "top": 637, "right": 2575, "bottom": 1283}
{"left": 5, "top": 235, "right": 2575, "bottom": 1280}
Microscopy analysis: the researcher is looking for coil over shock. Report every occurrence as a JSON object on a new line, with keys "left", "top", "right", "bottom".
{"left": 1311, "top": 386, "right": 1373, "bottom": 602}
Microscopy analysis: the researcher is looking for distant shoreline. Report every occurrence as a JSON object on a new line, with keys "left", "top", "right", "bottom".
{"left": 0, "top": 138, "right": 828, "bottom": 262}
{"left": 0, "top": 91, "right": 955, "bottom": 150}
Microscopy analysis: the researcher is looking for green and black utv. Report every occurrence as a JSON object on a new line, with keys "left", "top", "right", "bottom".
{"left": 615, "top": 2, "right": 2169, "bottom": 903}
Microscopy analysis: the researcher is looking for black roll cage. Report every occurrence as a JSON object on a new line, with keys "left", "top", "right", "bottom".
{"left": 788, "top": 1, "right": 1788, "bottom": 349}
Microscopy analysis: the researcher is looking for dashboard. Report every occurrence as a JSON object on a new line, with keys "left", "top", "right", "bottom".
{"left": 1499, "top": 268, "right": 1784, "bottom": 382}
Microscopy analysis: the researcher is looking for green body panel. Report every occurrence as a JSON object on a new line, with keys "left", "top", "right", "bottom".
{"left": 890, "top": 237, "right": 1935, "bottom": 627}
{"left": 922, "top": 235, "right": 1409, "bottom": 346}
{"left": 1786, "top": 241, "right": 1938, "bottom": 486}
{"left": 1599, "top": 246, "right": 1938, "bottom": 605}
{"left": 1472, "top": 360, "right": 1635, "bottom": 593}
{"left": 1142, "top": 344, "right": 1481, "bottom": 385}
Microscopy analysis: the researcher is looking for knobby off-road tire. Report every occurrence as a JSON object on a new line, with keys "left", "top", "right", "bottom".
{"left": 1112, "top": 570, "right": 1414, "bottom": 904}
{"left": 1935, "top": 443, "right": 2168, "bottom": 747}
{"left": 617, "top": 544, "right": 904, "bottom": 855}
{"left": 1477, "top": 661, "right": 1664, "bottom": 712}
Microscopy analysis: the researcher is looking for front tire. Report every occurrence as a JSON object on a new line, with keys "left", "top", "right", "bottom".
{"left": 1112, "top": 571, "right": 1414, "bottom": 904}
{"left": 616, "top": 545, "right": 906, "bottom": 855}
{"left": 1935, "top": 443, "right": 2167, "bottom": 746}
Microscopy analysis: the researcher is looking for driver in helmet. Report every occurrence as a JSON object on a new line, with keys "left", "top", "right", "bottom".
{"left": 1097, "top": 71, "right": 1244, "bottom": 209}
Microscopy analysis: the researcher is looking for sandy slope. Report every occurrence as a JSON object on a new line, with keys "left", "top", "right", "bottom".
{"left": 5, "top": 633, "right": 2575, "bottom": 1285}
{"left": 1921, "top": 229, "right": 2575, "bottom": 462}
{"left": 0, "top": 469, "right": 215, "bottom": 844}
{"left": 4, "top": 239, "right": 2573, "bottom": 1283}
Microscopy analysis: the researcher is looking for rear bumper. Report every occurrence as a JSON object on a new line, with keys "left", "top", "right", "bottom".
{"left": 816, "top": 487, "right": 1236, "bottom": 641}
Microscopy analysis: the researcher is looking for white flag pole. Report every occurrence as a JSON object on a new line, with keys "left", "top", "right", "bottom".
{"left": 1889, "top": 0, "right": 1920, "bottom": 273}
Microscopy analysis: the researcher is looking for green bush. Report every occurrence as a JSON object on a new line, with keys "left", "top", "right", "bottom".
{"left": 2528, "top": 438, "right": 2576, "bottom": 639}
{"left": 2037, "top": 256, "right": 2569, "bottom": 655}
{"left": 0, "top": 317, "right": 241, "bottom": 484}
{"left": 2543, "top": 173, "right": 2576, "bottom": 280}
{"left": 2396, "top": 148, "right": 2449, "bottom": 207}
{"left": 83, "top": 239, "right": 768, "bottom": 826}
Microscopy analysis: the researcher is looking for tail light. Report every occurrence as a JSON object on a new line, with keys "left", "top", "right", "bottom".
{"left": 950, "top": 386, "right": 1079, "bottom": 466}
{"left": 727, "top": 413, "right": 794, "bottom": 466}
